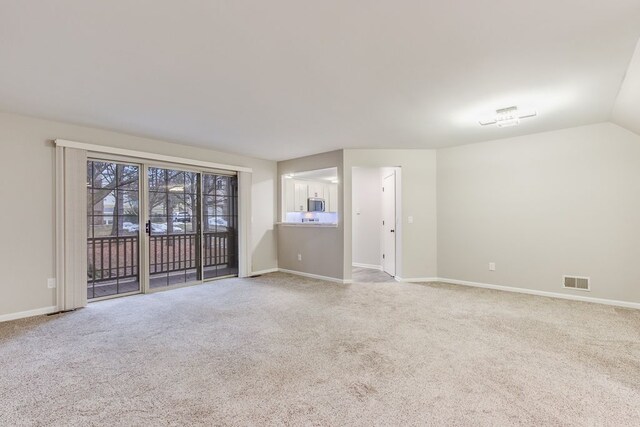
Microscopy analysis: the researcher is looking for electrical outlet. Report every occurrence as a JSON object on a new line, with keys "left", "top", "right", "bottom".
{"left": 47, "top": 278, "right": 57, "bottom": 289}
{"left": 297, "top": 253, "right": 302, "bottom": 261}
{"left": 489, "top": 263, "right": 496, "bottom": 271}
{"left": 408, "top": 216, "right": 414, "bottom": 224}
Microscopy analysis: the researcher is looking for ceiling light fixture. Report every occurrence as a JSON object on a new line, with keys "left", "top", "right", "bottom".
{"left": 479, "top": 106, "right": 537, "bottom": 128}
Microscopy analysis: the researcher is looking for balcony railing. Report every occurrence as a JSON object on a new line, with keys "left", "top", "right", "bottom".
{"left": 87, "top": 231, "right": 236, "bottom": 283}
{"left": 88, "top": 235, "right": 139, "bottom": 283}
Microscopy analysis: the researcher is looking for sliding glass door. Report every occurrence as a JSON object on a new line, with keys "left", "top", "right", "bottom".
{"left": 202, "top": 173, "right": 239, "bottom": 279}
{"left": 87, "top": 160, "right": 141, "bottom": 299}
{"left": 86, "top": 159, "right": 239, "bottom": 301}
{"left": 148, "top": 167, "right": 201, "bottom": 288}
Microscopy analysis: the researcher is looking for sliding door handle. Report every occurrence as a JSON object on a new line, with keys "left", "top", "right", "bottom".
{"left": 145, "top": 220, "right": 151, "bottom": 235}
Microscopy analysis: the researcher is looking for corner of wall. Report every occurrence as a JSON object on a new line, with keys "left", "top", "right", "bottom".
{"left": 611, "top": 37, "right": 640, "bottom": 136}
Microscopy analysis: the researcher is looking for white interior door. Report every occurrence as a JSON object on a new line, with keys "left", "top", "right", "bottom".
{"left": 382, "top": 172, "right": 396, "bottom": 276}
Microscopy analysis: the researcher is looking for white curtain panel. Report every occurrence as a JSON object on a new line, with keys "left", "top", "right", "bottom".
{"left": 55, "top": 146, "right": 88, "bottom": 311}
{"left": 238, "top": 171, "right": 252, "bottom": 277}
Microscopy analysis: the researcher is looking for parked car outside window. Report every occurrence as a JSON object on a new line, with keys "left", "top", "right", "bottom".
{"left": 173, "top": 211, "right": 191, "bottom": 223}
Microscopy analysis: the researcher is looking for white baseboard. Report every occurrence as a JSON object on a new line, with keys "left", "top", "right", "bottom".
{"left": 395, "top": 276, "right": 439, "bottom": 283}
{"left": 432, "top": 277, "right": 640, "bottom": 310}
{"left": 250, "top": 268, "right": 279, "bottom": 276}
{"left": 0, "top": 306, "right": 58, "bottom": 323}
{"left": 278, "top": 268, "right": 349, "bottom": 284}
{"left": 352, "top": 263, "right": 382, "bottom": 271}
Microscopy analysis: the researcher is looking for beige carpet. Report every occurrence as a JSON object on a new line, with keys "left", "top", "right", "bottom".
{"left": 1, "top": 273, "right": 639, "bottom": 426}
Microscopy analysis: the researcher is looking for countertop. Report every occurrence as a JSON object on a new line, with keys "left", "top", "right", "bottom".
{"left": 276, "top": 222, "right": 338, "bottom": 228}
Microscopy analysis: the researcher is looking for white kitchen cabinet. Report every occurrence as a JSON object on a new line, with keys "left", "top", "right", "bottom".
{"left": 308, "top": 182, "right": 324, "bottom": 198}
{"left": 294, "top": 181, "right": 308, "bottom": 212}
{"left": 284, "top": 178, "right": 295, "bottom": 213}
{"left": 327, "top": 183, "right": 338, "bottom": 212}
{"left": 284, "top": 179, "right": 336, "bottom": 213}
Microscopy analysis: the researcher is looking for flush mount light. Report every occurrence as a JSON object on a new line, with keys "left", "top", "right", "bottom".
{"left": 479, "top": 106, "right": 537, "bottom": 127}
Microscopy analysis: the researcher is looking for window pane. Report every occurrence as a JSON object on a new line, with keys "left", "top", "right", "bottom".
{"left": 118, "top": 164, "right": 139, "bottom": 190}
{"left": 149, "top": 216, "right": 168, "bottom": 235}
{"left": 184, "top": 172, "right": 199, "bottom": 194}
{"left": 120, "top": 215, "right": 139, "bottom": 236}
{"left": 149, "top": 192, "right": 167, "bottom": 216}
{"left": 169, "top": 194, "right": 187, "bottom": 221}
{"left": 120, "top": 191, "right": 139, "bottom": 216}
{"left": 216, "top": 216, "right": 231, "bottom": 232}
{"left": 92, "top": 190, "right": 116, "bottom": 216}
{"left": 94, "top": 162, "right": 117, "bottom": 189}
{"left": 148, "top": 167, "right": 167, "bottom": 192}
{"left": 168, "top": 170, "right": 185, "bottom": 193}
{"left": 93, "top": 216, "right": 114, "bottom": 237}
{"left": 204, "top": 215, "right": 215, "bottom": 232}
{"left": 215, "top": 176, "right": 230, "bottom": 196}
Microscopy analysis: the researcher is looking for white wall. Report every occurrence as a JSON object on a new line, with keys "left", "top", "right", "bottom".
{"left": 0, "top": 112, "right": 278, "bottom": 318}
{"left": 437, "top": 122, "right": 640, "bottom": 303}
{"left": 352, "top": 167, "right": 382, "bottom": 268}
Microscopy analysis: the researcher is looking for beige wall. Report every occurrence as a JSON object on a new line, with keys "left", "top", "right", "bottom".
{"left": 277, "top": 150, "right": 344, "bottom": 279}
{"left": 343, "top": 149, "right": 438, "bottom": 281}
{"left": 437, "top": 122, "right": 640, "bottom": 303}
{"left": 352, "top": 167, "right": 383, "bottom": 267}
{"left": 4, "top": 110, "right": 640, "bottom": 317}
{"left": 0, "top": 112, "right": 277, "bottom": 317}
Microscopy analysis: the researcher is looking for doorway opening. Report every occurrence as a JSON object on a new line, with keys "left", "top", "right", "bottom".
{"left": 351, "top": 167, "right": 400, "bottom": 283}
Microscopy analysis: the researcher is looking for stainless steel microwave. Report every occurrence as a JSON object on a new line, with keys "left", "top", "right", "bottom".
{"left": 308, "top": 198, "right": 325, "bottom": 212}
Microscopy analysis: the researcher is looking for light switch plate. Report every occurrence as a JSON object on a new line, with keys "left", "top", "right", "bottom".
{"left": 47, "top": 278, "right": 57, "bottom": 289}
{"left": 489, "top": 263, "right": 496, "bottom": 271}
{"left": 408, "top": 216, "right": 414, "bottom": 224}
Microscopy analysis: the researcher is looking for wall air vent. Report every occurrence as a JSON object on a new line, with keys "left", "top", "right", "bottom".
{"left": 563, "top": 275, "right": 590, "bottom": 291}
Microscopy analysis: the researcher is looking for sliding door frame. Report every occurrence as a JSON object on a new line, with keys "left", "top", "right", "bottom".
{"left": 145, "top": 162, "right": 203, "bottom": 293}
{"left": 87, "top": 151, "right": 241, "bottom": 298}
{"left": 86, "top": 155, "right": 144, "bottom": 302}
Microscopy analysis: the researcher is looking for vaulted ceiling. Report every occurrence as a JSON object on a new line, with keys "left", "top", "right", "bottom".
{"left": 613, "top": 39, "right": 640, "bottom": 136}
{"left": 1, "top": 1, "right": 639, "bottom": 160}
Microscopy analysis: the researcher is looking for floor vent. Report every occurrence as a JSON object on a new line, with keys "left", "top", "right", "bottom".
{"left": 563, "top": 275, "right": 590, "bottom": 291}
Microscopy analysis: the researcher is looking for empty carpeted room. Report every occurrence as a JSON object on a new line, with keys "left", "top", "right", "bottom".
{"left": 1, "top": 1, "right": 640, "bottom": 425}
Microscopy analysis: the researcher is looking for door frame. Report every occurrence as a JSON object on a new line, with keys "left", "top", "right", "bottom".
{"left": 143, "top": 163, "right": 204, "bottom": 294}
{"left": 382, "top": 170, "right": 397, "bottom": 277}
{"left": 86, "top": 153, "right": 241, "bottom": 300}
{"left": 86, "top": 154, "right": 145, "bottom": 301}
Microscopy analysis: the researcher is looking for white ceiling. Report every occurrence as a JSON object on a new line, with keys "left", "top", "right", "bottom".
{"left": 1, "top": 1, "right": 639, "bottom": 161}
